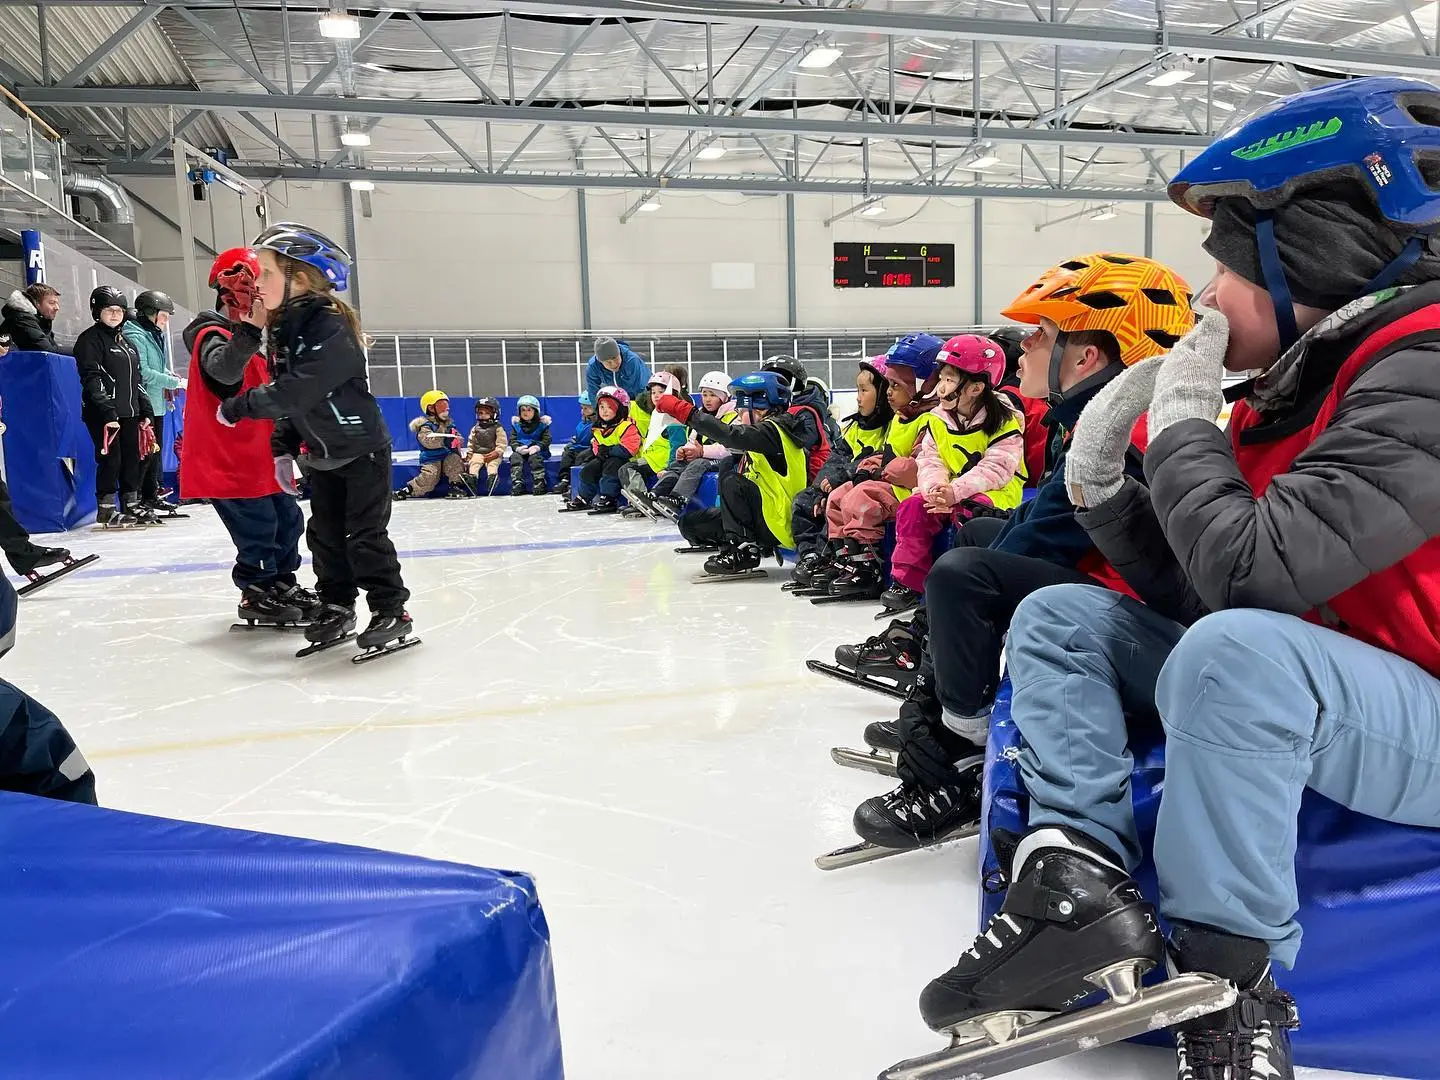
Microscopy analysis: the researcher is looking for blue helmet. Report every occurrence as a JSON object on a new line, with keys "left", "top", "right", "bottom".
{"left": 885, "top": 333, "right": 944, "bottom": 381}
{"left": 253, "top": 222, "right": 352, "bottom": 292}
{"left": 577, "top": 390, "right": 593, "bottom": 406}
{"left": 517, "top": 394, "right": 541, "bottom": 412}
{"left": 1170, "top": 77, "right": 1440, "bottom": 348}
{"left": 729, "top": 371, "right": 791, "bottom": 412}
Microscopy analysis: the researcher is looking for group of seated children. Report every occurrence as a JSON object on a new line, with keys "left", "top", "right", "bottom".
{"left": 392, "top": 392, "right": 553, "bottom": 500}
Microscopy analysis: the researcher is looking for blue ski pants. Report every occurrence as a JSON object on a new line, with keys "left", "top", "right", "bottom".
{"left": 1005, "top": 583, "right": 1440, "bottom": 967}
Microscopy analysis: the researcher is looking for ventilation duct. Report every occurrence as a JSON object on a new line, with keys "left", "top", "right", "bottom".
{"left": 64, "top": 169, "right": 137, "bottom": 254}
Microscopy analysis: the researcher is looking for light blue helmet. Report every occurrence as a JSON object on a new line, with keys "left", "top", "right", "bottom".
{"left": 577, "top": 390, "right": 593, "bottom": 406}
{"left": 517, "top": 394, "right": 541, "bottom": 412}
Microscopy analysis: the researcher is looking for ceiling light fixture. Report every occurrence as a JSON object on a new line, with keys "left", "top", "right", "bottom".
{"left": 1090, "top": 204, "right": 1118, "bottom": 221}
{"left": 859, "top": 200, "right": 887, "bottom": 217}
{"left": 318, "top": 11, "right": 361, "bottom": 39}
{"left": 696, "top": 144, "right": 728, "bottom": 161}
{"left": 639, "top": 200, "right": 661, "bottom": 212}
{"left": 799, "top": 46, "right": 843, "bottom": 70}
{"left": 340, "top": 130, "right": 371, "bottom": 147}
{"left": 1211, "top": 99, "right": 1237, "bottom": 112}
{"left": 349, "top": 179, "right": 375, "bottom": 191}
{"left": 1147, "top": 58, "right": 1197, "bottom": 87}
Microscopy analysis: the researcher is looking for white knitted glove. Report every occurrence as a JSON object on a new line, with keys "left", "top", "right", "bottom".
{"left": 1065, "top": 356, "right": 1161, "bottom": 508}
{"left": 1148, "top": 308, "right": 1230, "bottom": 439}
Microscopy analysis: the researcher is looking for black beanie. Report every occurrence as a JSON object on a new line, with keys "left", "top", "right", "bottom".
{"left": 1204, "top": 182, "right": 1440, "bottom": 311}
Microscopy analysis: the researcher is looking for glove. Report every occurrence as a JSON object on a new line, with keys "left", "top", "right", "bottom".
{"left": 138, "top": 418, "right": 158, "bottom": 457}
{"left": 175, "top": 377, "right": 188, "bottom": 391}
{"left": 216, "top": 401, "right": 238, "bottom": 428}
{"left": 897, "top": 721, "right": 969, "bottom": 791}
{"left": 274, "top": 455, "right": 299, "bottom": 496}
{"left": 1148, "top": 307, "right": 1230, "bottom": 439}
{"left": 653, "top": 393, "right": 694, "bottom": 424}
{"left": 1064, "top": 354, "right": 1162, "bottom": 508}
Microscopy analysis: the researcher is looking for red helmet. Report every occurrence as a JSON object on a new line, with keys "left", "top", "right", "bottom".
{"left": 936, "top": 334, "right": 1006, "bottom": 386}
{"left": 209, "top": 246, "right": 261, "bottom": 320}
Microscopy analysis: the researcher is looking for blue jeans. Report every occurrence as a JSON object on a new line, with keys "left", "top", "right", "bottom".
{"left": 1006, "top": 584, "right": 1440, "bottom": 967}
{"left": 210, "top": 494, "right": 305, "bottom": 591}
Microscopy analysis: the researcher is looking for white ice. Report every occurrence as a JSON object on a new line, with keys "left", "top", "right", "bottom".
{"left": 13, "top": 502, "right": 1388, "bottom": 1080}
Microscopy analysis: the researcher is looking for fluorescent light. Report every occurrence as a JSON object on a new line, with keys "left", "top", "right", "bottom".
{"left": 696, "top": 144, "right": 728, "bottom": 161}
{"left": 858, "top": 201, "right": 887, "bottom": 217}
{"left": 1211, "top": 99, "right": 1236, "bottom": 112}
{"left": 1090, "top": 205, "right": 1118, "bottom": 221}
{"left": 349, "top": 179, "right": 375, "bottom": 192}
{"left": 799, "top": 46, "right": 843, "bottom": 70}
{"left": 638, "top": 199, "right": 661, "bottom": 212}
{"left": 1148, "top": 66, "right": 1196, "bottom": 87}
{"left": 318, "top": 11, "right": 361, "bottom": 39}
{"left": 967, "top": 154, "right": 1000, "bottom": 170}
{"left": 27, "top": 170, "right": 49, "bottom": 182}
{"left": 340, "top": 131, "right": 371, "bottom": 147}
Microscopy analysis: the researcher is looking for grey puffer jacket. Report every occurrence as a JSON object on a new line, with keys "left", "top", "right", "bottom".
{"left": 1145, "top": 282, "right": 1440, "bottom": 617}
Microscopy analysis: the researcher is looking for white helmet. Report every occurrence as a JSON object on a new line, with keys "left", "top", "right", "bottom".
{"left": 698, "top": 370, "right": 731, "bottom": 398}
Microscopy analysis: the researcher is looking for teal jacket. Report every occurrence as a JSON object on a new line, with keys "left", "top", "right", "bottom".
{"left": 122, "top": 318, "right": 183, "bottom": 416}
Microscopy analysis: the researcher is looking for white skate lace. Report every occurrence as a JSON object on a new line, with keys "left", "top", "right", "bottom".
{"left": 886, "top": 784, "right": 954, "bottom": 824}
{"left": 961, "top": 912, "right": 1024, "bottom": 962}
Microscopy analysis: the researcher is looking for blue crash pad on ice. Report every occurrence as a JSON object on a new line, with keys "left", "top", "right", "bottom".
{"left": 979, "top": 680, "right": 1440, "bottom": 1079}
{"left": 0, "top": 351, "right": 98, "bottom": 532}
{"left": 0, "top": 792, "right": 565, "bottom": 1080}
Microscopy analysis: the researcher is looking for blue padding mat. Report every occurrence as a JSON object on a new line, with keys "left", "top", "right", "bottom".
{"left": 979, "top": 680, "right": 1440, "bottom": 1078}
{"left": 0, "top": 792, "right": 565, "bottom": 1080}
{"left": 0, "top": 351, "right": 97, "bottom": 532}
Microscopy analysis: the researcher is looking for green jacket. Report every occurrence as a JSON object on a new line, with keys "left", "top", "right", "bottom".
{"left": 122, "top": 318, "right": 183, "bottom": 416}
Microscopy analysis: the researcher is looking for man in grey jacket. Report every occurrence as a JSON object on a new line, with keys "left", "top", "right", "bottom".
{"left": 897, "top": 78, "right": 1440, "bottom": 1080}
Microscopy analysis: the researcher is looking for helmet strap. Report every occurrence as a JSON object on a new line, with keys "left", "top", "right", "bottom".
{"left": 1256, "top": 210, "right": 1300, "bottom": 353}
{"left": 1045, "top": 330, "right": 1070, "bottom": 406}
{"left": 1365, "top": 230, "right": 1431, "bottom": 293}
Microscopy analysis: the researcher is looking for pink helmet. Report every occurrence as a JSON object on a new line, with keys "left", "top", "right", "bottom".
{"left": 647, "top": 370, "right": 683, "bottom": 397}
{"left": 597, "top": 384, "right": 631, "bottom": 412}
{"left": 936, "top": 334, "right": 1005, "bottom": 386}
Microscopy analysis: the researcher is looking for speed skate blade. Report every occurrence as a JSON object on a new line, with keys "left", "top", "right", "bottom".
{"left": 812, "top": 590, "right": 883, "bottom": 606}
{"left": 815, "top": 822, "right": 978, "bottom": 872}
{"left": 229, "top": 620, "right": 308, "bottom": 634}
{"left": 877, "top": 603, "right": 921, "bottom": 620}
{"left": 674, "top": 545, "right": 716, "bottom": 554}
{"left": 830, "top": 746, "right": 899, "bottom": 778}
{"left": 879, "top": 973, "right": 1237, "bottom": 1080}
{"left": 17, "top": 553, "right": 100, "bottom": 597}
{"left": 690, "top": 569, "right": 768, "bottom": 584}
{"left": 805, "top": 660, "right": 908, "bottom": 701}
{"left": 352, "top": 635, "right": 422, "bottom": 664}
{"left": 296, "top": 632, "right": 357, "bottom": 658}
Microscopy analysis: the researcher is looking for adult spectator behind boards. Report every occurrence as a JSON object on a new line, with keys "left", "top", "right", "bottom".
{"left": 1, "top": 284, "right": 68, "bottom": 355}
{"left": 584, "top": 336, "right": 650, "bottom": 404}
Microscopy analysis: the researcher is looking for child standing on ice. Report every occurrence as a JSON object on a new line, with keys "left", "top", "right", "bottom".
{"left": 218, "top": 222, "right": 416, "bottom": 659}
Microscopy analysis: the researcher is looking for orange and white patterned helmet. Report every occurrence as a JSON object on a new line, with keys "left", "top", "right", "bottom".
{"left": 1001, "top": 252, "right": 1195, "bottom": 367}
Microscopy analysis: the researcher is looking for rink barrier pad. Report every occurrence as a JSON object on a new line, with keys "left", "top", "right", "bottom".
{"left": 0, "top": 791, "right": 565, "bottom": 1080}
{"left": 979, "top": 679, "right": 1440, "bottom": 1078}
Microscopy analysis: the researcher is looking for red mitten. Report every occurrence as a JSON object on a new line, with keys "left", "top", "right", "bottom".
{"left": 653, "top": 393, "right": 694, "bottom": 424}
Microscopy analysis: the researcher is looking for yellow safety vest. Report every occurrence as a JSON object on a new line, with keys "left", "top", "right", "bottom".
{"left": 743, "top": 418, "right": 807, "bottom": 549}
{"left": 881, "top": 410, "right": 935, "bottom": 500}
{"left": 594, "top": 418, "right": 637, "bottom": 449}
{"left": 924, "top": 410, "right": 1026, "bottom": 510}
{"left": 842, "top": 419, "right": 887, "bottom": 459}
{"left": 631, "top": 400, "right": 678, "bottom": 473}
{"left": 696, "top": 409, "right": 738, "bottom": 445}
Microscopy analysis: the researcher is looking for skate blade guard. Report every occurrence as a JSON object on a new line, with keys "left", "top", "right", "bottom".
{"left": 805, "top": 660, "right": 909, "bottom": 701}
{"left": 815, "top": 822, "right": 978, "bottom": 871}
{"left": 830, "top": 746, "right": 898, "bottom": 778}
{"left": 879, "top": 970, "right": 1236, "bottom": 1080}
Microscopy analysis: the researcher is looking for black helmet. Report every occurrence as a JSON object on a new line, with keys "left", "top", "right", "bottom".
{"left": 90, "top": 285, "right": 128, "bottom": 321}
{"left": 475, "top": 396, "right": 499, "bottom": 417}
{"left": 761, "top": 354, "right": 809, "bottom": 396}
{"left": 135, "top": 290, "right": 175, "bottom": 320}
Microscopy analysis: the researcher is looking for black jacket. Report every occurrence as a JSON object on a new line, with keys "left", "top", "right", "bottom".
{"left": 182, "top": 312, "right": 264, "bottom": 400}
{"left": 220, "top": 295, "right": 389, "bottom": 463}
{"left": 1, "top": 290, "right": 66, "bottom": 354}
{"left": 687, "top": 406, "right": 815, "bottom": 480}
{"left": 74, "top": 322, "right": 150, "bottom": 423}
{"left": 1147, "top": 282, "right": 1440, "bottom": 617}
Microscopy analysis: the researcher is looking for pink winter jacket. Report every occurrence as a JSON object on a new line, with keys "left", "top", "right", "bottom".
{"left": 693, "top": 401, "right": 739, "bottom": 460}
{"left": 915, "top": 400, "right": 1024, "bottom": 504}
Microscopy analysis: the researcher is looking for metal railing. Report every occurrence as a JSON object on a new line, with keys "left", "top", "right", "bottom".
{"left": 0, "top": 88, "right": 64, "bottom": 212}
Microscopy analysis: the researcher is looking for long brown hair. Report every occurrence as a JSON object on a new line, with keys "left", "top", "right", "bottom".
{"left": 268, "top": 252, "right": 368, "bottom": 347}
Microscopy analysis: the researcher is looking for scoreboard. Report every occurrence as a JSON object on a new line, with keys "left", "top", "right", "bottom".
{"left": 832, "top": 242, "right": 955, "bottom": 288}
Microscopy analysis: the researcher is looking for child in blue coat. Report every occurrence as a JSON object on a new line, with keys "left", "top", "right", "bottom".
{"left": 554, "top": 391, "right": 597, "bottom": 497}
{"left": 509, "top": 395, "right": 551, "bottom": 495}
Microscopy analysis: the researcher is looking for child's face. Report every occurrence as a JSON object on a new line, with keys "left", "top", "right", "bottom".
{"left": 434, "top": 401, "right": 450, "bottom": 420}
{"left": 854, "top": 370, "right": 878, "bottom": 416}
{"left": 700, "top": 389, "right": 724, "bottom": 413}
{"left": 598, "top": 399, "right": 617, "bottom": 422}
{"left": 934, "top": 365, "right": 961, "bottom": 401}
{"left": 581, "top": 404, "right": 597, "bottom": 421}
{"left": 256, "top": 249, "right": 292, "bottom": 311}
{"left": 477, "top": 406, "right": 496, "bottom": 424}
{"left": 520, "top": 405, "right": 537, "bottom": 422}
{"left": 886, "top": 378, "right": 914, "bottom": 410}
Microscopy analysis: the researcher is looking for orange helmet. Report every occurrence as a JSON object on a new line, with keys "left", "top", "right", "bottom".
{"left": 1001, "top": 252, "right": 1194, "bottom": 367}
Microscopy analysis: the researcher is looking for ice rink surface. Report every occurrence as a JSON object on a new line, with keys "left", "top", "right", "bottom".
{"left": 12, "top": 500, "right": 1381, "bottom": 1080}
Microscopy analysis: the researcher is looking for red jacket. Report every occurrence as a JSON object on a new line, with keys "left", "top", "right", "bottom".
{"left": 1230, "top": 306, "right": 1440, "bottom": 677}
{"left": 180, "top": 324, "right": 283, "bottom": 500}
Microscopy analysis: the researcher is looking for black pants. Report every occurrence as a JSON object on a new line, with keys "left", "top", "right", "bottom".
{"left": 556, "top": 446, "right": 593, "bottom": 482}
{"left": 678, "top": 471, "right": 774, "bottom": 551}
{"left": 87, "top": 416, "right": 143, "bottom": 508}
{"left": 139, "top": 413, "right": 165, "bottom": 502}
{"left": 0, "top": 477, "right": 40, "bottom": 574}
{"left": 509, "top": 449, "right": 547, "bottom": 492}
{"left": 790, "top": 484, "right": 828, "bottom": 558}
{"left": 211, "top": 494, "right": 306, "bottom": 592}
{"left": 305, "top": 448, "right": 409, "bottom": 615}
{"left": 578, "top": 453, "right": 624, "bottom": 499}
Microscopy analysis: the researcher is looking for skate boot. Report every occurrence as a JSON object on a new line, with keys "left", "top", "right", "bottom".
{"left": 828, "top": 719, "right": 904, "bottom": 776}
{"left": 393, "top": 487, "right": 412, "bottom": 501}
{"left": 808, "top": 613, "right": 922, "bottom": 700}
{"left": 1169, "top": 923, "right": 1299, "bottom": 1080}
{"left": 273, "top": 582, "right": 322, "bottom": 623}
{"left": 558, "top": 495, "right": 593, "bottom": 513}
{"left": 95, "top": 504, "right": 115, "bottom": 527}
{"left": 553, "top": 477, "right": 571, "bottom": 497}
{"left": 588, "top": 494, "right": 619, "bottom": 515}
{"left": 786, "top": 550, "right": 826, "bottom": 589}
{"left": 232, "top": 584, "right": 305, "bottom": 631}
{"left": 354, "top": 610, "right": 421, "bottom": 663}
{"left": 786, "top": 543, "right": 845, "bottom": 595}
{"left": 297, "top": 603, "right": 357, "bottom": 657}
{"left": 816, "top": 757, "right": 983, "bottom": 870}
{"left": 143, "top": 495, "right": 186, "bottom": 519}
{"left": 446, "top": 484, "right": 471, "bottom": 499}
{"left": 879, "top": 582, "right": 923, "bottom": 615}
{"left": 820, "top": 542, "right": 885, "bottom": 602}
{"left": 533, "top": 482, "right": 548, "bottom": 497}
{"left": 122, "top": 496, "right": 159, "bottom": 526}
{"left": 654, "top": 494, "right": 686, "bottom": 522}
{"left": 510, "top": 482, "right": 527, "bottom": 497}
{"left": 697, "top": 542, "right": 765, "bottom": 582}
{"left": 13, "top": 546, "right": 99, "bottom": 598}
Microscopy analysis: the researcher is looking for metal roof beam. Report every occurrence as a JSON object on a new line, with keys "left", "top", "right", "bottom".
{"left": 100, "top": 159, "right": 1176, "bottom": 201}
{"left": 55, "top": 5, "right": 165, "bottom": 88}
{"left": 23, "top": 87, "right": 1212, "bottom": 151}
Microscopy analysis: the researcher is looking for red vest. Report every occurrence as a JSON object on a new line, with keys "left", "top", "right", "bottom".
{"left": 1230, "top": 304, "right": 1440, "bottom": 677}
{"left": 180, "top": 325, "right": 283, "bottom": 500}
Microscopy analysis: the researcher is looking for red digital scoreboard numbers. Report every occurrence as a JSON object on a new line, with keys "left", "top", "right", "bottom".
{"left": 832, "top": 242, "right": 956, "bottom": 288}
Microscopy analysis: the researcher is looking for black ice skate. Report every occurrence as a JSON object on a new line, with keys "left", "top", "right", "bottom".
{"left": 878, "top": 582, "right": 923, "bottom": 617}
{"left": 806, "top": 615, "right": 921, "bottom": 701}
{"left": 785, "top": 545, "right": 845, "bottom": 596}
{"left": 142, "top": 496, "right": 189, "bottom": 519}
{"left": 14, "top": 549, "right": 100, "bottom": 598}
{"left": 231, "top": 584, "right": 306, "bottom": 632}
{"left": 694, "top": 543, "right": 767, "bottom": 583}
{"left": 296, "top": 604, "right": 357, "bottom": 657}
{"left": 588, "top": 495, "right": 619, "bottom": 515}
{"left": 879, "top": 828, "right": 1236, "bottom": 1080}
{"left": 353, "top": 611, "right": 421, "bottom": 664}
{"left": 124, "top": 500, "right": 161, "bottom": 527}
{"left": 829, "top": 719, "right": 903, "bottom": 778}
{"left": 653, "top": 494, "right": 687, "bottom": 522}
{"left": 624, "top": 489, "right": 661, "bottom": 519}
{"left": 1169, "top": 923, "right": 1299, "bottom": 1080}
{"left": 814, "top": 542, "right": 885, "bottom": 605}
{"left": 674, "top": 543, "right": 719, "bottom": 554}
{"left": 815, "top": 756, "right": 983, "bottom": 870}
{"left": 782, "top": 550, "right": 826, "bottom": 591}
{"left": 558, "top": 495, "right": 593, "bottom": 513}
{"left": 273, "top": 583, "right": 322, "bottom": 623}
{"left": 93, "top": 504, "right": 144, "bottom": 531}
